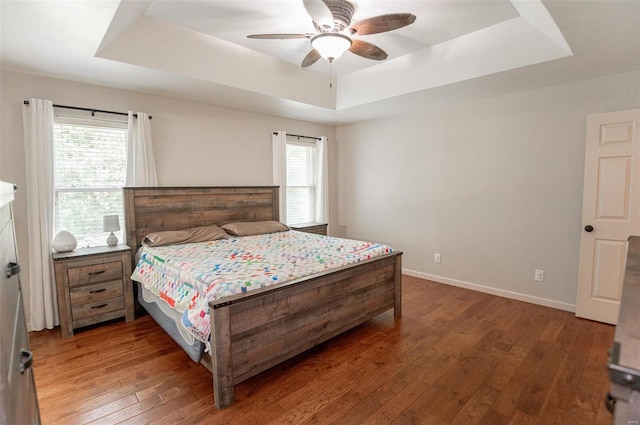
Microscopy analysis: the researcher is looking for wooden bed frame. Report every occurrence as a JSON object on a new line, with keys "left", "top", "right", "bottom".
{"left": 124, "top": 186, "right": 402, "bottom": 409}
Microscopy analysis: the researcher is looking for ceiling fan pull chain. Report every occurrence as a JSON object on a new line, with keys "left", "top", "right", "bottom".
{"left": 329, "top": 61, "right": 333, "bottom": 88}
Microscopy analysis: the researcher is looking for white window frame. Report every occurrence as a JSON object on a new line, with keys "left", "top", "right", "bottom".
{"left": 273, "top": 131, "right": 328, "bottom": 227}
{"left": 285, "top": 138, "right": 318, "bottom": 225}
{"left": 53, "top": 115, "right": 128, "bottom": 246}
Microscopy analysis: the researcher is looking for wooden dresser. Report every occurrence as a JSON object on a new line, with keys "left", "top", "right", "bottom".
{"left": 52, "top": 244, "right": 134, "bottom": 337}
{"left": 0, "top": 181, "right": 41, "bottom": 424}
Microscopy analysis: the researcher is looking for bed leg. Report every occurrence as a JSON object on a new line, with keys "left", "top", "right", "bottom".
{"left": 394, "top": 254, "right": 403, "bottom": 319}
{"left": 210, "top": 304, "right": 234, "bottom": 409}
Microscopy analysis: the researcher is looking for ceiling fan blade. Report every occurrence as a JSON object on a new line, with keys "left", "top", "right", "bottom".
{"left": 303, "top": 0, "right": 334, "bottom": 31}
{"left": 350, "top": 13, "right": 416, "bottom": 35}
{"left": 247, "top": 33, "right": 313, "bottom": 39}
{"left": 349, "top": 40, "right": 388, "bottom": 61}
{"left": 302, "top": 49, "right": 321, "bottom": 67}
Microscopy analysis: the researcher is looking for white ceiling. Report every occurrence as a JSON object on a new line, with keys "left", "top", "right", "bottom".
{"left": 1, "top": 1, "right": 639, "bottom": 125}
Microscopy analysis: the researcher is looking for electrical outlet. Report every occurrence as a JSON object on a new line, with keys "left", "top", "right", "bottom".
{"left": 434, "top": 253, "right": 441, "bottom": 264}
{"left": 535, "top": 269, "right": 544, "bottom": 282}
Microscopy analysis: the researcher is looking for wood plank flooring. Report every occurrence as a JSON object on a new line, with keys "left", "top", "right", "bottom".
{"left": 29, "top": 276, "right": 615, "bottom": 424}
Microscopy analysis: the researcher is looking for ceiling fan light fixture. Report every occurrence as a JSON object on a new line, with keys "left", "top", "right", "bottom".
{"left": 311, "top": 33, "right": 352, "bottom": 62}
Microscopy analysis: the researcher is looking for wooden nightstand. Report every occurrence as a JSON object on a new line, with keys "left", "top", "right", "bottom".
{"left": 52, "top": 244, "right": 134, "bottom": 337}
{"left": 289, "top": 222, "right": 328, "bottom": 236}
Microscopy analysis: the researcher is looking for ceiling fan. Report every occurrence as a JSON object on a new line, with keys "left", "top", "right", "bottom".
{"left": 247, "top": 0, "right": 417, "bottom": 67}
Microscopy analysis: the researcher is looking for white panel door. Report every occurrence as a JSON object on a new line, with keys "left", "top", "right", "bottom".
{"left": 576, "top": 109, "right": 640, "bottom": 324}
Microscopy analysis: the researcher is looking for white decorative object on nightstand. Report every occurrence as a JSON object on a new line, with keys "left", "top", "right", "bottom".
{"left": 52, "top": 230, "right": 77, "bottom": 252}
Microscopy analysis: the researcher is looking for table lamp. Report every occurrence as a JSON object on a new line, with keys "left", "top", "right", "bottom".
{"left": 103, "top": 214, "right": 120, "bottom": 246}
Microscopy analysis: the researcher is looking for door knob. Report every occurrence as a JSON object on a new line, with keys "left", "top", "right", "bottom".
{"left": 585, "top": 225, "right": 594, "bottom": 232}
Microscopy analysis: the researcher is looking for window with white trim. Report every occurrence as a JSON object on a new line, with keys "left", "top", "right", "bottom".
{"left": 286, "top": 138, "right": 318, "bottom": 225}
{"left": 53, "top": 116, "right": 127, "bottom": 246}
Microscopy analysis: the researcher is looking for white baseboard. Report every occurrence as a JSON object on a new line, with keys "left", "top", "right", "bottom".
{"left": 402, "top": 268, "right": 576, "bottom": 313}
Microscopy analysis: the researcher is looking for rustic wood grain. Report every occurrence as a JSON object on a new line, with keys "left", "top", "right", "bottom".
{"left": 69, "top": 280, "right": 124, "bottom": 304}
{"left": 289, "top": 223, "right": 328, "bottom": 235}
{"left": 52, "top": 246, "right": 134, "bottom": 337}
{"left": 67, "top": 261, "right": 122, "bottom": 287}
{"left": 209, "top": 252, "right": 401, "bottom": 407}
{"left": 123, "top": 186, "right": 280, "bottom": 253}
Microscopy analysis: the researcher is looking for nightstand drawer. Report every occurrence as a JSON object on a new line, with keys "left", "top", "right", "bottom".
{"left": 67, "top": 261, "right": 122, "bottom": 287}
{"left": 71, "top": 297, "right": 125, "bottom": 321}
{"left": 69, "top": 280, "right": 123, "bottom": 305}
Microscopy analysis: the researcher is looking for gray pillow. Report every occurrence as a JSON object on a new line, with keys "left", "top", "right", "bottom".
{"left": 142, "top": 225, "right": 228, "bottom": 247}
{"left": 221, "top": 220, "right": 290, "bottom": 236}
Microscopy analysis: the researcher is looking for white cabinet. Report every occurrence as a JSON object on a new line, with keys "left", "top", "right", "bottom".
{"left": 0, "top": 181, "right": 40, "bottom": 425}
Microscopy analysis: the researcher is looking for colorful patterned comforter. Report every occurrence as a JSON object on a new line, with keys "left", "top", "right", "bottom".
{"left": 131, "top": 230, "right": 393, "bottom": 344}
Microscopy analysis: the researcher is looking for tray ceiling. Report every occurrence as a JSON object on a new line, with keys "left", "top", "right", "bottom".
{"left": 1, "top": 1, "right": 638, "bottom": 124}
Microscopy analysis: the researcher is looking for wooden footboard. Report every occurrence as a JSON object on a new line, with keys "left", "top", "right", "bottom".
{"left": 209, "top": 252, "right": 402, "bottom": 409}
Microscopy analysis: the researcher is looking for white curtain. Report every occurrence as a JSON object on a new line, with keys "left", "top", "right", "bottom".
{"left": 126, "top": 111, "right": 157, "bottom": 187}
{"left": 22, "top": 98, "right": 59, "bottom": 330}
{"left": 272, "top": 131, "right": 287, "bottom": 222}
{"left": 316, "top": 136, "right": 329, "bottom": 226}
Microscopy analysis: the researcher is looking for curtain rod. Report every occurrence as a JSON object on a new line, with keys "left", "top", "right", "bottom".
{"left": 274, "top": 131, "right": 321, "bottom": 141}
{"left": 23, "top": 100, "right": 152, "bottom": 119}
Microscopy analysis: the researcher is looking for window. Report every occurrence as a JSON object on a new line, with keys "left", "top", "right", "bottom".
{"left": 53, "top": 117, "right": 127, "bottom": 246}
{"left": 286, "top": 138, "right": 318, "bottom": 225}
{"left": 273, "top": 131, "right": 327, "bottom": 226}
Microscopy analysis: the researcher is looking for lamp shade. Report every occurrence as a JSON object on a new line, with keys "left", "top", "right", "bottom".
{"left": 311, "top": 33, "right": 352, "bottom": 61}
{"left": 103, "top": 214, "right": 120, "bottom": 233}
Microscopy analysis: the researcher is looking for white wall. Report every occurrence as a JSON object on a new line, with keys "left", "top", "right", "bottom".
{"left": 3, "top": 68, "right": 638, "bottom": 327}
{"left": 0, "top": 70, "right": 336, "bottom": 327}
{"left": 336, "top": 71, "right": 640, "bottom": 310}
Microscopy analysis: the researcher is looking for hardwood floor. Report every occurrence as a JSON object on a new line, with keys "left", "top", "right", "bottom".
{"left": 29, "top": 275, "right": 615, "bottom": 425}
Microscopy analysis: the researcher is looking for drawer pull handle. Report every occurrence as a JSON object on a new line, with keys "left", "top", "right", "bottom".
{"left": 19, "top": 349, "right": 33, "bottom": 374}
{"left": 88, "top": 270, "right": 106, "bottom": 276}
{"left": 89, "top": 288, "right": 107, "bottom": 294}
{"left": 5, "top": 262, "right": 21, "bottom": 278}
{"left": 91, "top": 303, "right": 108, "bottom": 309}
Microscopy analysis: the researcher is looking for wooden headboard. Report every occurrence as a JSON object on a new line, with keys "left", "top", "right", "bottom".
{"left": 123, "top": 186, "right": 279, "bottom": 252}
